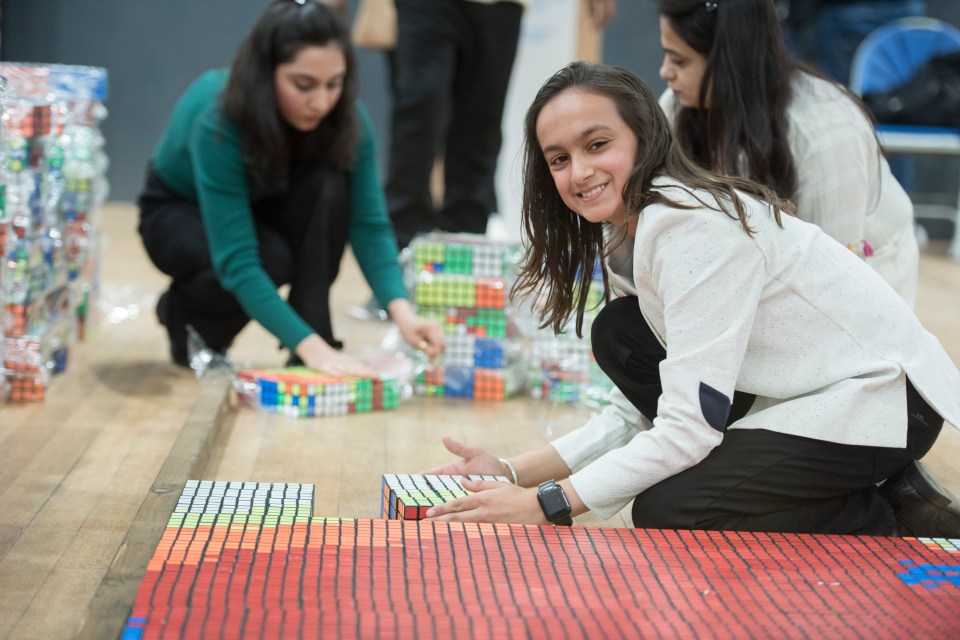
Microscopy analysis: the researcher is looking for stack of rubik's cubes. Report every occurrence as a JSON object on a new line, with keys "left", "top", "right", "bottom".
{"left": 234, "top": 367, "right": 401, "bottom": 418}
{"left": 409, "top": 233, "right": 525, "bottom": 401}
{"left": 0, "top": 64, "right": 109, "bottom": 403}
{"left": 381, "top": 473, "right": 509, "bottom": 521}
{"left": 527, "top": 264, "right": 615, "bottom": 405}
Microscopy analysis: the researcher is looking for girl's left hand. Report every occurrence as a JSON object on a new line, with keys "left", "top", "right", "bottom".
{"left": 424, "top": 479, "right": 548, "bottom": 525}
{"left": 388, "top": 299, "right": 445, "bottom": 359}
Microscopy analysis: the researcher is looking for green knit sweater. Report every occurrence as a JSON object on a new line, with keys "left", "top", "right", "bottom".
{"left": 151, "top": 69, "right": 406, "bottom": 350}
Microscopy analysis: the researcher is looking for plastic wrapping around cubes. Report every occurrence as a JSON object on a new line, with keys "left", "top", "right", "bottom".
{"left": 0, "top": 64, "right": 108, "bottom": 404}
{"left": 0, "top": 63, "right": 108, "bottom": 126}
{"left": 234, "top": 367, "right": 403, "bottom": 418}
{"left": 528, "top": 332, "right": 615, "bottom": 406}
{"left": 1, "top": 63, "right": 109, "bottom": 251}
{"left": 1, "top": 282, "right": 72, "bottom": 403}
{"left": 2, "top": 321, "right": 69, "bottom": 403}
{"left": 380, "top": 474, "right": 510, "bottom": 521}
{"left": 409, "top": 233, "right": 522, "bottom": 278}
{"left": 415, "top": 363, "right": 527, "bottom": 401}
{"left": 521, "top": 264, "right": 616, "bottom": 407}
{"left": 407, "top": 233, "right": 528, "bottom": 401}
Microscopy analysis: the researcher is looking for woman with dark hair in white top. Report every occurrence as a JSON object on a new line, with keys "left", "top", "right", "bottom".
{"left": 657, "top": 0, "right": 919, "bottom": 305}
{"left": 421, "top": 61, "right": 960, "bottom": 538}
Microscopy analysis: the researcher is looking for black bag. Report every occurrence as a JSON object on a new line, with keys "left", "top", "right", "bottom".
{"left": 862, "top": 50, "right": 960, "bottom": 129}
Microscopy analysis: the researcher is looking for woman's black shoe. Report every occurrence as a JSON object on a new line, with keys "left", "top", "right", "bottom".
{"left": 881, "top": 461, "right": 960, "bottom": 538}
{"left": 156, "top": 291, "right": 190, "bottom": 368}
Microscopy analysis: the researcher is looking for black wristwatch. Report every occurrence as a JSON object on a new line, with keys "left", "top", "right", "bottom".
{"left": 537, "top": 480, "right": 573, "bottom": 526}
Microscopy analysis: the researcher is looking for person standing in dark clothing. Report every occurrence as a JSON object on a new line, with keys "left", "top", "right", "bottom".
{"left": 384, "top": 0, "right": 525, "bottom": 250}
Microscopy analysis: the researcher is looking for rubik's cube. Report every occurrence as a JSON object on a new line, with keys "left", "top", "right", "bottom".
{"left": 530, "top": 334, "right": 591, "bottom": 403}
{"left": 1, "top": 284, "right": 73, "bottom": 403}
{"left": 411, "top": 235, "right": 518, "bottom": 277}
{"left": 418, "top": 306, "right": 509, "bottom": 339}
{"left": 414, "top": 274, "right": 508, "bottom": 309}
{"left": 235, "top": 367, "right": 401, "bottom": 418}
{"left": 409, "top": 233, "right": 525, "bottom": 401}
{"left": 2, "top": 336, "right": 47, "bottom": 402}
{"left": 381, "top": 473, "right": 510, "bottom": 521}
{"left": 527, "top": 276, "right": 614, "bottom": 405}
{"left": 415, "top": 363, "right": 526, "bottom": 401}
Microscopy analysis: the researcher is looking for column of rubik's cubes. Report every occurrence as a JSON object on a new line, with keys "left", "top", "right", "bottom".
{"left": 528, "top": 270, "right": 615, "bottom": 405}
{"left": 410, "top": 235, "right": 525, "bottom": 401}
{"left": 235, "top": 366, "right": 401, "bottom": 418}
{"left": 381, "top": 473, "right": 509, "bottom": 521}
{"left": 0, "top": 63, "right": 108, "bottom": 403}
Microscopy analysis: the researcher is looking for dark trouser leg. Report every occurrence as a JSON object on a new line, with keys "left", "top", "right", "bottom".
{"left": 876, "top": 380, "right": 953, "bottom": 536}
{"left": 590, "top": 296, "right": 941, "bottom": 535}
{"left": 437, "top": 1, "right": 522, "bottom": 236}
{"left": 138, "top": 171, "right": 296, "bottom": 357}
{"left": 631, "top": 430, "right": 901, "bottom": 535}
{"left": 590, "top": 296, "right": 755, "bottom": 424}
{"left": 271, "top": 169, "right": 352, "bottom": 349}
{"left": 386, "top": 0, "right": 458, "bottom": 249}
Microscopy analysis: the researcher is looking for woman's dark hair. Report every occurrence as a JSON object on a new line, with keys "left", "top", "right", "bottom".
{"left": 512, "top": 61, "right": 787, "bottom": 337}
{"left": 223, "top": 0, "right": 358, "bottom": 193}
{"left": 659, "top": 0, "right": 801, "bottom": 200}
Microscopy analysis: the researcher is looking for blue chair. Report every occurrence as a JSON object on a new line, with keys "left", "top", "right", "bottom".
{"left": 850, "top": 17, "right": 960, "bottom": 259}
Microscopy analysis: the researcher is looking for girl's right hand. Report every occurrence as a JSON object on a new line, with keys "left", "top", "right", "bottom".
{"left": 420, "top": 436, "right": 507, "bottom": 478}
{"left": 295, "top": 334, "right": 375, "bottom": 377}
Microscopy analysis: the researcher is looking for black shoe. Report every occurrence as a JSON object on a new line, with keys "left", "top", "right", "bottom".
{"left": 286, "top": 355, "right": 305, "bottom": 368}
{"left": 156, "top": 290, "right": 189, "bottom": 368}
{"left": 882, "top": 461, "right": 960, "bottom": 538}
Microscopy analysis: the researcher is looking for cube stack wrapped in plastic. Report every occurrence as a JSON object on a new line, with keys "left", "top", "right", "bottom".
{"left": 234, "top": 367, "right": 402, "bottom": 418}
{"left": 527, "top": 269, "right": 615, "bottom": 406}
{"left": 0, "top": 63, "right": 108, "bottom": 403}
{"left": 381, "top": 473, "right": 509, "bottom": 520}
{"left": 408, "top": 233, "right": 526, "bottom": 401}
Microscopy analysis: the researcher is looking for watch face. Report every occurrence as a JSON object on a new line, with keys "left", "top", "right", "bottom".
{"left": 538, "top": 482, "right": 572, "bottom": 523}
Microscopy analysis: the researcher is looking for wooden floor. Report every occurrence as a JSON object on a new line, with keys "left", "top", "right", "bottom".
{"left": 1, "top": 201, "right": 958, "bottom": 639}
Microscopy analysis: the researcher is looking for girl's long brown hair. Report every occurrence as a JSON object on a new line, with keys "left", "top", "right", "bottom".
{"left": 512, "top": 61, "right": 789, "bottom": 337}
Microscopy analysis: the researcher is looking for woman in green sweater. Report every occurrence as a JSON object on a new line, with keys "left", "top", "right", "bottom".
{"left": 138, "top": 0, "right": 442, "bottom": 373}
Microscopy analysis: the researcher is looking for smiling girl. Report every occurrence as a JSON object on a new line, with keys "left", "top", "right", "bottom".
{"left": 138, "top": 0, "right": 442, "bottom": 372}
{"left": 422, "top": 61, "right": 960, "bottom": 538}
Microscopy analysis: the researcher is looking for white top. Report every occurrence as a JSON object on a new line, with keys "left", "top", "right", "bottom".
{"left": 660, "top": 72, "right": 919, "bottom": 305}
{"left": 551, "top": 179, "right": 960, "bottom": 519}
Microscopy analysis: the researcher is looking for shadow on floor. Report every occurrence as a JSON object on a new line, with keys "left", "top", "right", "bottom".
{"left": 91, "top": 360, "right": 191, "bottom": 397}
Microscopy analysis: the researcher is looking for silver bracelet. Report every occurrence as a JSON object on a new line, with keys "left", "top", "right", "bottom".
{"left": 498, "top": 457, "right": 519, "bottom": 485}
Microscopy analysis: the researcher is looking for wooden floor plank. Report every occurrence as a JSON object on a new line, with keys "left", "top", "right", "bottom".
{"left": 9, "top": 380, "right": 200, "bottom": 636}
{"left": 76, "top": 379, "right": 231, "bottom": 640}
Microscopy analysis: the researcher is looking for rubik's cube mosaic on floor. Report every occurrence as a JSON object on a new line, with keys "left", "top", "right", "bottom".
{"left": 124, "top": 480, "right": 960, "bottom": 639}
{"left": 234, "top": 367, "right": 400, "bottom": 417}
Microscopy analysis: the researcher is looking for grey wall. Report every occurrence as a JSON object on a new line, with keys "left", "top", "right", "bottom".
{"left": 1, "top": 0, "right": 265, "bottom": 201}
{"left": 1, "top": 0, "right": 957, "bottom": 201}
